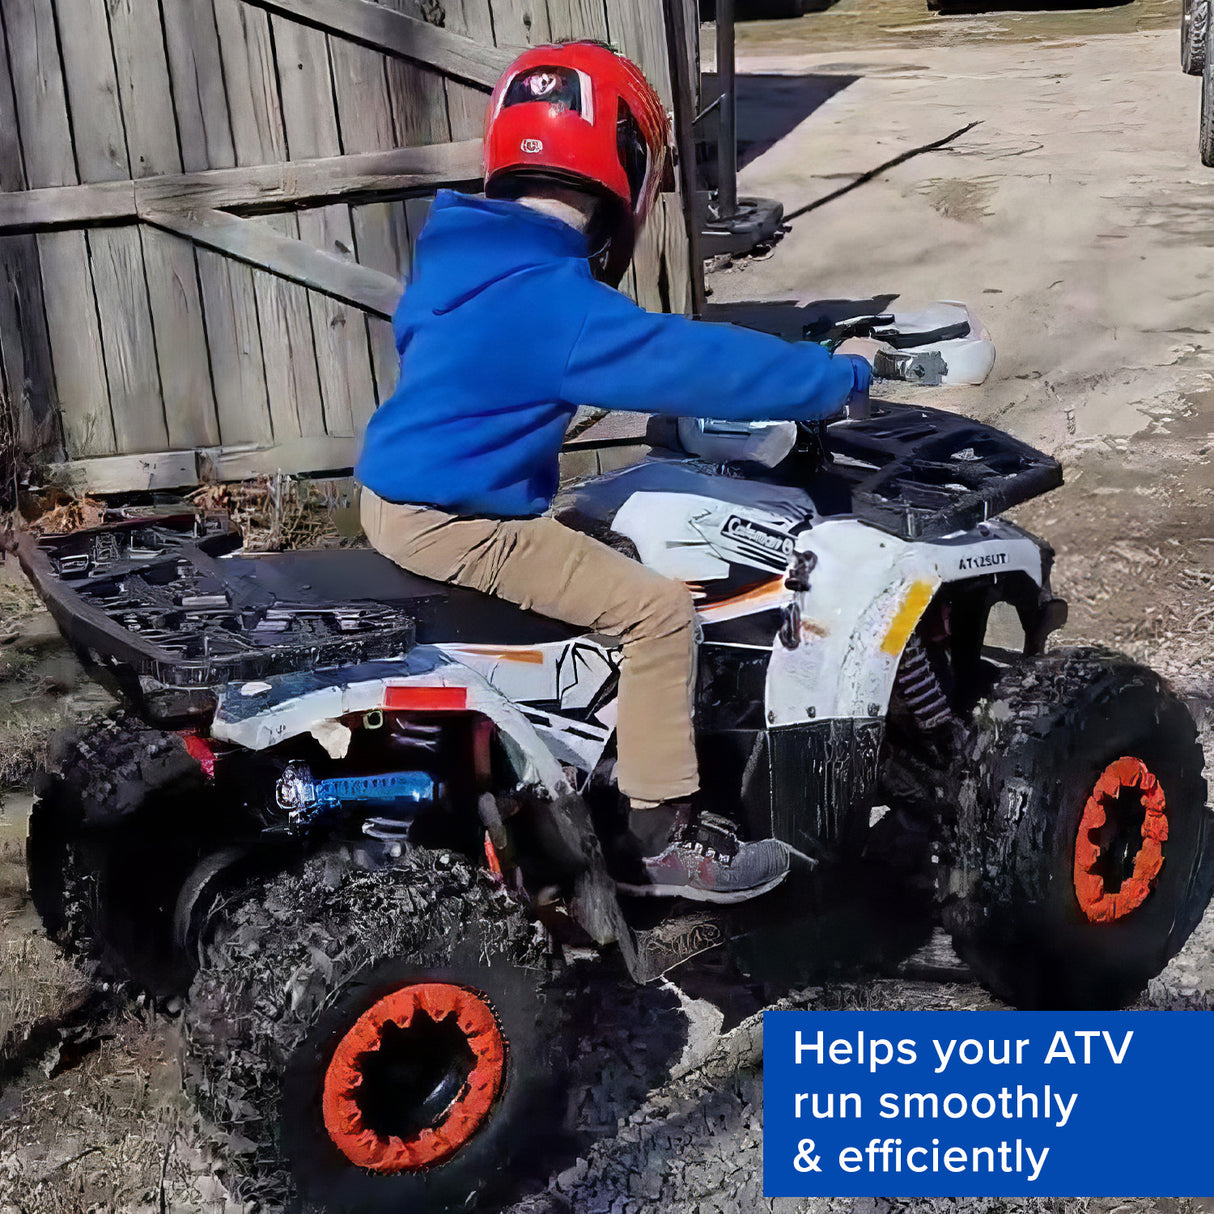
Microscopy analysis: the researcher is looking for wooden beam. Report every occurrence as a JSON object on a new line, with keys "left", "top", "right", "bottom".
{"left": 242, "top": 0, "right": 515, "bottom": 88}
{"left": 47, "top": 419, "right": 647, "bottom": 495}
{"left": 47, "top": 435, "right": 359, "bottom": 493}
{"left": 0, "top": 141, "right": 484, "bottom": 234}
{"left": 202, "top": 435, "right": 357, "bottom": 481}
{"left": 143, "top": 206, "right": 403, "bottom": 318}
{"left": 48, "top": 448, "right": 199, "bottom": 494}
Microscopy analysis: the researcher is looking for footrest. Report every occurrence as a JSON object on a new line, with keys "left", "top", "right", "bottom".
{"left": 629, "top": 910, "right": 729, "bottom": 983}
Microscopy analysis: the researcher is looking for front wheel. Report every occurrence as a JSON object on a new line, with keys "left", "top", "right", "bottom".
{"left": 183, "top": 847, "right": 568, "bottom": 1212}
{"left": 939, "top": 648, "right": 1213, "bottom": 1009}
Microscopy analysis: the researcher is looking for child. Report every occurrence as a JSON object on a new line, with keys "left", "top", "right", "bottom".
{"left": 357, "top": 42, "right": 872, "bottom": 904}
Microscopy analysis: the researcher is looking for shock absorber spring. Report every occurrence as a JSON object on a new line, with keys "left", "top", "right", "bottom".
{"left": 894, "top": 635, "right": 954, "bottom": 731}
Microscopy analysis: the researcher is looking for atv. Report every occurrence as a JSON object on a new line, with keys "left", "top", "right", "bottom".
{"left": 6, "top": 399, "right": 1212, "bottom": 1211}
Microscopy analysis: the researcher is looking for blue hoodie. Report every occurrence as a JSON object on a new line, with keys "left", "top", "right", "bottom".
{"left": 356, "top": 190, "right": 862, "bottom": 518}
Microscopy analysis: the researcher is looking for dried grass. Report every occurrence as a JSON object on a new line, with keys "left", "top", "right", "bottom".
{"left": 0, "top": 935, "right": 88, "bottom": 1065}
{"left": 25, "top": 495, "right": 106, "bottom": 536}
{"left": 0, "top": 1015, "right": 242, "bottom": 1213}
{"left": 188, "top": 473, "right": 364, "bottom": 553}
{"left": 0, "top": 576, "right": 40, "bottom": 619}
{"left": 0, "top": 704, "right": 74, "bottom": 791}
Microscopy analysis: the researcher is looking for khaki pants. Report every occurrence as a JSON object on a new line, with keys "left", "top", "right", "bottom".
{"left": 361, "top": 489, "right": 699, "bottom": 803}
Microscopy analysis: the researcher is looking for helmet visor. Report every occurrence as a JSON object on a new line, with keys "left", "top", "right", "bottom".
{"left": 502, "top": 66, "right": 585, "bottom": 117}
{"left": 616, "top": 102, "right": 649, "bottom": 209}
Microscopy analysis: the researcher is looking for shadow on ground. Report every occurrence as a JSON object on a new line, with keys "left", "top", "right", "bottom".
{"left": 699, "top": 72, "right": 859, "bottom": 177}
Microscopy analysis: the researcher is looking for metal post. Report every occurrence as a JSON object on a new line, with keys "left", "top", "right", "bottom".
{"left": 715, "top": 0, "right": 737, "bottom": 219}
{"left": 662, "top": 0, "right": 708, "bottom": 315}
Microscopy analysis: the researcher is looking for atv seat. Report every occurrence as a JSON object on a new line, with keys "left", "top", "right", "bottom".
{"left": 222, "top": 548, "right": 586, "bottom": 647}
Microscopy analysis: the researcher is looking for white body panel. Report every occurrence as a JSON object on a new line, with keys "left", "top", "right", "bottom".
{"left": 438, "top": 639, "right": 619, "bottom": 771}
{"left": 766, "top": 518, "right": 1044, "bottom": 726}
{"left": 612, "top": 490, "right": 812, "bottom": 580}
{"left": 212, "top": 648, "right": 572, "bottom": 795}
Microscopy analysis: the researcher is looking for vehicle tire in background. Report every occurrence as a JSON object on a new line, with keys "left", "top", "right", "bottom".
{"left": 1183, "top": 0, "right": 1208, "bottom": 75}
{"left": 1202, "top": 48, "right": 1214, "bottom": 165}
{"left": 183, "top": 847, "right": 568, "bottom": 1213}
{"left": 938, "top": 648, "right": 1213, "bottom": 1009}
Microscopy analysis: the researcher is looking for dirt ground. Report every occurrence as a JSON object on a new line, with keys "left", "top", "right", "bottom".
{"left": 3, "top": 1, "right": 1214, "bottom": 1210}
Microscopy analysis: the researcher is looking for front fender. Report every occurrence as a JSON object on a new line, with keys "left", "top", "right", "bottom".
{"left": 767, "top": 519, "right": 1046, "bottom": 725}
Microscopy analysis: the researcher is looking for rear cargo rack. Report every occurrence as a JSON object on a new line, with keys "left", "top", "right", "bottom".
{"left": 7, "top": 512, "right": 415, "bottom": 691}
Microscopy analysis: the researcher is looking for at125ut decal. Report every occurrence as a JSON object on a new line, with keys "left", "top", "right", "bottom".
{"left": 957, "top": 551, "right": 1009, "bottom": 572}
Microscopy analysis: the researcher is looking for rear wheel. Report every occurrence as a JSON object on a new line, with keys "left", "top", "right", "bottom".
{"left": 183, "top": 847, "right": 567, "bottom": 1213}
{"left": 27, "top": 716, "right": 220, "bottom": 994}
{"left": 939, "top": 648, "right": 1213, "bottom": 1008}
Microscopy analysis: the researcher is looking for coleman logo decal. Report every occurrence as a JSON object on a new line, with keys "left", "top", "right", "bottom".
{"left": 723, "top": 515, "right": 795, "bottom": 559}
{"left": 957, "top": 552, "right": 1009, "bottom": 571}
{"left": 521, "top": 138, "right": 543, "bottom": 153}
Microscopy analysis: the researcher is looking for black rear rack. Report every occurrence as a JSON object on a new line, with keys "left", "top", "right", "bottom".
{"left": 5, "top": 511, "right": 415, "bottom": 694}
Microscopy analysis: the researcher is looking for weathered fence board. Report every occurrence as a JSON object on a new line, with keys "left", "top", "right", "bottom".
{"left": 0, "top": 12, "right": 56, "bottom": 456}
{"left": 110, "top": 0, "right": 183, "bottom": 178}
{"left": 39, "top": 233, "right": 115, "bottom": 456}
{"left": 5, "top": 0, "right": 114, "bottom": 458}
{"left": 1, "top": 0, "right": 704, "bottom": 491}
{"left": 89, "top": 228, "right": 169, "bottom": 453}
{"left": 258, "top": 213, "right": 329, "bottom": 442}
{"left": 58, "top": 0, "right": 129, "bottom": 183}
{"left": 162, "top": 0, "right": 237, "bottom": 173}
{"left": 147, "top": 208, "right": 401, "bottom": 321}
{"left": 197, "top": 246, "right": 275, "bottom": 446}
{"left": 275, "top": 16, "right": 378, "bottom": 438}
{"left": 331, "top": 21, "right": 412, "bottom": 404}
{"left": 546, "top": 0, "right": 610, "bottom": 41}
{"left": 142, "top": 227, "right": 221, "bottom": 450}
{"left": 210, "top": 0, "right": 281, "bottom": 450}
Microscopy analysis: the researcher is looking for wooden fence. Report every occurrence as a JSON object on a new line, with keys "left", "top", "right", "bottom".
{"left": 0, "top": 0, "right": 701, "bottom": 494}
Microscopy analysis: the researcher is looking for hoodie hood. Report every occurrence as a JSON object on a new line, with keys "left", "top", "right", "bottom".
{"left": 414, "top": 191, "right": 591, "bottom": 316}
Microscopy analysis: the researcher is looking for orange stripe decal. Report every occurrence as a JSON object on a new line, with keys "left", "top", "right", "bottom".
{"left": 447, "top": 646, "right": 546, "bottom": 664}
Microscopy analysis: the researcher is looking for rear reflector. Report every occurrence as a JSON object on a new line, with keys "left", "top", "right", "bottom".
{"left": 383, "top": 685, "right": 468, "bottom": 711}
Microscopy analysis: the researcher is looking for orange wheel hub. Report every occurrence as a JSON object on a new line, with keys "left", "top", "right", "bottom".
{"left": 321, "top": 982, "right": 506, "bottom": 1173}
{"left": 1073, "top": 756, "right": 1168, "bottom": 923}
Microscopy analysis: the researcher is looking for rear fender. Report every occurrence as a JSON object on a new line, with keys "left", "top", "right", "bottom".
{"left": 211, "top": 649, "right": 632, "bottom": 954}
{"left": 211, "top": 646, "right": 569, "bottom": 795}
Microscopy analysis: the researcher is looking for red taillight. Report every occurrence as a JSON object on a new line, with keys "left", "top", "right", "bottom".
{"left": 179, "top": 732, "right": 216, "bottom": 778}
{"left": 382, "top": 685, "right": 468, "bottom": 711}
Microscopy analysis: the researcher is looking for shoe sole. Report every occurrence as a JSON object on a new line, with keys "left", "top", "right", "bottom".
{"left": 615, "top": 868, "right": 789, "bottom": 905}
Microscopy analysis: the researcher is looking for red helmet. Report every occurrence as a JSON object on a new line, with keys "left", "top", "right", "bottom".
{"left": 483, "top": 41, "right": 671, "bottom": 285}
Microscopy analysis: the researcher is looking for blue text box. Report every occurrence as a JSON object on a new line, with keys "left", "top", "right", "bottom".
{"left": 763, "top": 1011, "right": 1214, "bottom": 1197}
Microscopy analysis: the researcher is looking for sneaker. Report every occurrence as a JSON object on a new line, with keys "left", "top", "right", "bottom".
{"left": 614, "top": 807, "right": 790, "bottom": 904}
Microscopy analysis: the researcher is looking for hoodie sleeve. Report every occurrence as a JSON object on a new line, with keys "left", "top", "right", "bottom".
{"left": 560, "top": 283, "right": 859, "bottom": 422}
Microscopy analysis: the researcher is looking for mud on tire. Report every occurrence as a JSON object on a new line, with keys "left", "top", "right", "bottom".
{"left": 183, "top": 847, "right": 566, "bottom": 1213}
{"left": 27, "top": 714, "right": 214, "bottom": 992}
{"left": 939, "top": 647, "right": 1213, "bottom": 1009}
